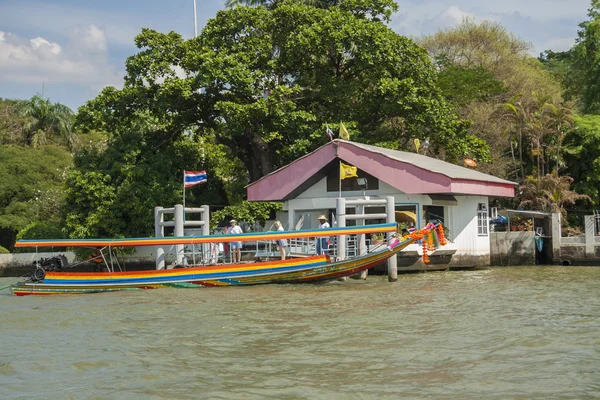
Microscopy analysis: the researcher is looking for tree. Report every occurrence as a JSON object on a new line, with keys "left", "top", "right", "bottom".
{"left": 0, "top": 145, "right": 72, "bottom": 250}
{"left": 420, "top": 19, "right": 564, "bottom": 180}
{"left": 563, "top": 114, "right": 600, "bottom": 203}
{"left": 64, "top": 116, "right": 231, "bottom": 239}
{"left": 73, "top": 0, "right": 488, "bottom": 239}
{"left": 0, "top": 98, "right": 32, "bottom": 145}
{"left": 18, "top": 95, "right": 75, "bottom": 149}
{"left": 540, "top": 1, "right": 600, "bottom": 114}
{"left": 519, "top": 174, "right": 590, "bottom": 217}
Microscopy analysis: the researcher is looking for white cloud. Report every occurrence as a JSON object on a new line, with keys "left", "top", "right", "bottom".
{"left": 434, "top": 5, "right": 477, "bottom": 27}
{"left": 0, "top": 25, "right": 121, "bottom": 88}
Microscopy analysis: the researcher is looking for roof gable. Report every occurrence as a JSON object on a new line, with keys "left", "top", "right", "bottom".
{"left": 247, "top": 140, "right": 514, "bottom": 200}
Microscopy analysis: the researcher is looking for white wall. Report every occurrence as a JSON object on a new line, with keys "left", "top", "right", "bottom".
{"left": 448, "top": 196, "right": 490, "bottom": 256}
{"left": 283, "top": 177, "right": 490, "bottom": 257}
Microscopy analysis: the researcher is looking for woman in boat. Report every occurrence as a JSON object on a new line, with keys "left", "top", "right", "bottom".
{"left": 228, "top": 219, "right": 243, "bottom": 263}
{"left": 316, "top": 215, "right": 330, "bottom": 255}
{"left": 274, "top": 220, "right": 287, "bottom": 260}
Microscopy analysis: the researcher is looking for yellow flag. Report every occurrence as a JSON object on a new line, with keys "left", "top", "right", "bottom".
{"left": 340, "top": 162, "right": 358, "bottom": 180}
{"left": 339, "top": 122, "right": 350, "bottom": 140}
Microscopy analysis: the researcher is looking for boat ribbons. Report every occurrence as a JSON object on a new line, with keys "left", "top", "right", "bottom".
{"left": 14, "top": 222, "right": 398, "bottom": 248}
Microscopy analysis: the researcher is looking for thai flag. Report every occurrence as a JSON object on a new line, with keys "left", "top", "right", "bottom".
{"left": 184, "top": 170, "right": 207, "bottom": 188}
{"left": 326, "top": 123, "right": 334, "bottom": 141}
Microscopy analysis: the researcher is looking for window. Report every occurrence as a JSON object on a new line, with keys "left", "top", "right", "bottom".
{"left": 477, "top": 203, "right": 488, "bottom": 236}
{"left": 396, "top": 204, "right": 418, "bottom": 232}
{"left": 424, "top": 205, "right": 444, "bottom": 225}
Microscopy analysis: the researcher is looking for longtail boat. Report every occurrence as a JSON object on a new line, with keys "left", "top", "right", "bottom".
{"left": 8, "top": 222, "right": 442, "bottom": 296}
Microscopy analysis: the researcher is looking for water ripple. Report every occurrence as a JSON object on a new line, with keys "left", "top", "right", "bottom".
{"left": 1, "top": 266, "right": 599, "bottom": 399}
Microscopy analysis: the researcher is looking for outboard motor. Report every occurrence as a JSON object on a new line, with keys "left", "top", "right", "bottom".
{"left": 31, "top": 255, "right": 68, "bottom": 282}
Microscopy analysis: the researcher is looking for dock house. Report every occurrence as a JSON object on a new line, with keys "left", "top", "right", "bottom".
{"left": 247, "top": 140, "right": 516, "bottom": 270}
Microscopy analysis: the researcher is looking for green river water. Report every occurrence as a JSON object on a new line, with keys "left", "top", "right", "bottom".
{"left": 1, "top": 266, "right": 599, "bottom": 399}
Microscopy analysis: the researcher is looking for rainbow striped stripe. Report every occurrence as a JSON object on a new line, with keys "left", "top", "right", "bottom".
{"left": 14, "top": 223, "right": 397, "bottom": 248}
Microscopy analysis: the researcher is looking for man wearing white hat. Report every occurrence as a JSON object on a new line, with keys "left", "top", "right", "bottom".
{"left": 228, "top": 219, "right": 243, "bottom": 263}
{"left": 316, "top": 215, "right": 330, "bottom": 255}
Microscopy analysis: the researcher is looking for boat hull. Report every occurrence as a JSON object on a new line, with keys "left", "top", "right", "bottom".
{"left": 11, "top": 239, "right": 412, "bottom": 296}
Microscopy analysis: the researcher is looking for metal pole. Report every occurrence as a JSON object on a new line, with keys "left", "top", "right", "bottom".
{"left": 154, "top": 206, "right": 165, "bottom": 270}
{"left": 386, "top": 196, "right": 398, "bottom": 282}
{"left": 174, "top": 204, "right": 185, "bottom": 266}
{"left": 193, "top": 0, "right": 198, "bottom": 38}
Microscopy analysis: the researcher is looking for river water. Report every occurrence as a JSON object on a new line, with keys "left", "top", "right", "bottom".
{"left": 1, "top": 266, "right": 599, "bottom": 399}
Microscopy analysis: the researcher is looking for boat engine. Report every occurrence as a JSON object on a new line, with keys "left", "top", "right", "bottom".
{"left": 31, "top": 255, "right": 68, "bottom": 282}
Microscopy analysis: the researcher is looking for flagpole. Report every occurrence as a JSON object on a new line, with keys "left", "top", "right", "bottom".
{"left": 339, "top": 160, "right": 342, "bottom": 199}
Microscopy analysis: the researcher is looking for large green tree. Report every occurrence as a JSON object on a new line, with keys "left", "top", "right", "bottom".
{"left": 540, "top": 1, "right": 600, "bottom": 114}
{"left": 420, "top": 19, "right": 567, "bottom": 183}
{"left": 0, "top": 145, "right": 72, "bottom": 249}
{"left": 71, "top": 0, "right": 488, "bottom": 238}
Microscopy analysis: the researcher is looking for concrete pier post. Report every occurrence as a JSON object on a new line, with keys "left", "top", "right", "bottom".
{"left": 585, "top": 215, "right": 594, "bottom": 257}
{"left": 174, "top": 204, "right": 184, "bottom": 265}
{"left": 551, "top": 213, "right": 561, "bottom": 262}
{"left": 357, "top": 203, "right": 367, "bottom": 279}
{"left": 201, "top": 204, "right": 210, "bottom": 263}
{"left": 154, "top": 206, "right": 165, "bottom": 270}
{"left": 386, "top": 196, "right": 397, "bottom": 282}
{"left": 201, "top": 205, "right": 210, "bottom": 237}
{"left": 336, "top": 197, "right": 346, "bottom": 261}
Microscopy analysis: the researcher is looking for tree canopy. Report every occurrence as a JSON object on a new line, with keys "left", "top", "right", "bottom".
{"left": 70, "top": 0, "right": 488, "bottom": 238}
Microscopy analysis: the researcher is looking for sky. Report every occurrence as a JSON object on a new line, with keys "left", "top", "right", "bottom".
{"left": 0, "top": 0, "right": 593, "bottom": 111}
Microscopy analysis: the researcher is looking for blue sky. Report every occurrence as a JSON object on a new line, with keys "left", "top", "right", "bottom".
{"left": 0, "top": 0, "right": 592, "bottom": 111}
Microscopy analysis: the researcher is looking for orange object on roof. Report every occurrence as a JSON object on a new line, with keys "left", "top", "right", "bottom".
{"left": 464, "top": 158, "right": 477, "bottom": 167}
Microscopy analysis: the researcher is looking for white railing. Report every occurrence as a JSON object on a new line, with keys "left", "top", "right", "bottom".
{"left": 179, "top": 234, "right": 389, "bottom": 266}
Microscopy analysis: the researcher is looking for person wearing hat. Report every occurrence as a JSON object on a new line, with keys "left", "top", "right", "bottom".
{"left": 316, "top": 215, "right": 330, "bottom": 255}
{"left": 228, "top": 219, "right": 243, "bottom": 263}
{"left": 273, "top": 220, "right": 287, "bottom": 260}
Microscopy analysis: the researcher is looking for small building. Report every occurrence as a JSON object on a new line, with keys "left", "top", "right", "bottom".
{"left": 247, "top": 140, "right": 515, "bottom": 270}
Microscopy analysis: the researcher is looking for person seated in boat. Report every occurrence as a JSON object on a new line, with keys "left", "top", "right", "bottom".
{"left": 228, "top": 219, "right": 243, "bottom": 263}
{"left": 316, "top": 215, "right": 330, "bottom": 255}
{"left": 87, "top": 248, "right": 105, "bottom": 272}
{"left": 273, "top": 220, "right": 287, "bottom": 260}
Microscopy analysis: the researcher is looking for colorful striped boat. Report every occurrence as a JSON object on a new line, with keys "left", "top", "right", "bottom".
{"left": 10, "top": 223, "right": 416, "bottom": 296}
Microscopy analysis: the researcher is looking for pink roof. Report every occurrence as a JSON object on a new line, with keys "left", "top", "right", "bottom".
{"left": 247, "top": 140, "right": 515, "bottom": 200}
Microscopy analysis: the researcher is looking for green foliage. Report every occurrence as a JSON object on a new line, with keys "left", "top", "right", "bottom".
{"left": 210, "top": 201, "right": 282, "bottom": 230}
{"left": 17, "top": 95, "right": 75, "bottom": 148}
{"left": 0, "top": 245, "right": 9, "bottom": 254}
{"left": 540, "top": 1, "right": 600, "bottom": 114}
{"left": 68, "top": 1, "right": 487, "bottom": 239}
{"left": 436, "top": 63, "right": 507, "bottom": 107}
{"left": 0, "top": 98, "right": 32, "bottom": 145}
{"left": 14, "top": 221, "right": 65, "bottom": 253}
{"left": 64, "top": 118, "right": 229, "bottom": 239}
{"left": 519, "top": 174, "right": 590, "bottom": 217}
{"left": 420, "top": 19, "right": 565, "bottom": 181}
{"left": 563, "top": 114, "right": 600, "bottom": 203}
{"left": 0, "top": 145, "right": 72, "bottom": 248}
